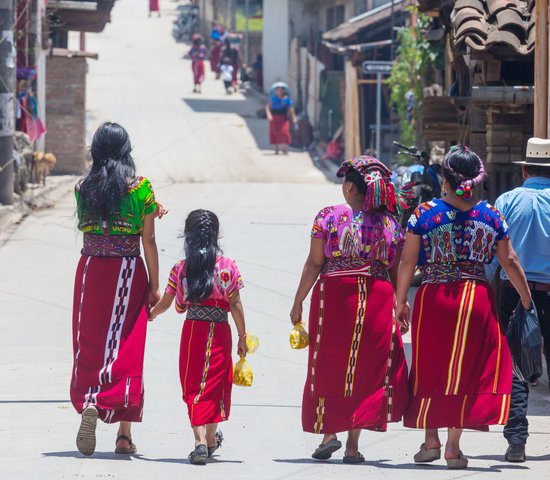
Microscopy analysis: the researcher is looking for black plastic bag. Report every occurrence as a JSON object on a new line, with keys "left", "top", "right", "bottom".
{"left": 506, "top": 302, "right": 543, "bottom": 383}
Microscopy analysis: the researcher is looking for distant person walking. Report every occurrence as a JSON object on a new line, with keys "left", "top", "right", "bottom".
{"left": 220, "top": 37, "right": 241, "bottom": 92}
{"left": 486, "top": 137, "right": 550, "bottom": 463}
{"left": 396, "top": 146, "right": 532, "bottom": 470}
{"left": 70, "top": 122, "right": 163, "bottom": 457}
{"left": 266, "top": 83, "right": 297, "bottom": 155}
{"left": 219, "top": 57, "right": 234, "bottom": 94}
{"left": 150, "top": 210, "right": 248, "bottom": 465}
{"left": 209, "top": 23, "right": 223, "bottom": 78}
{"left": 189, "top": 34, "right": 207, "bottom": 93}
{"left": 149, "top": 0, "right": 160, "bottom": 17}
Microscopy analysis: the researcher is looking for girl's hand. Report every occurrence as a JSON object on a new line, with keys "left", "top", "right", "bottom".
{"left": 149, "top": 288, "right": 161, "bottom": 308}
{"left": 237, "top": 335, "right": 248, "bottom": 357}
{"left": 155, "top": 202, "right": 169, "bottom": 219}
{"left": 148, "top": 310, "right": 156, "bottom": 322}
{"left": 290, "top": 301, "right": 303, "bottom": 325}
{"left": 395, "top": 301, "right": 410, "bottom": 334}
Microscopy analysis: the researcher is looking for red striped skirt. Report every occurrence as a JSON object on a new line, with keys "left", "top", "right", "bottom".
{"left": 192, "top": 60, "right": 205, "bottom": 85}
{"left": 269, "top": 114, "right": 291, "bottom": 145}
{"left": 70, "top": 255, "right": 149, "bottom": 423}
{"left": 404, "top": 280, "right": 512, "bottom": 430}
{"left": 302, "top": 275, "right": 409, "bottom": 433}
{"left": 179, "top": 320, "right": 233, "bottom": 426}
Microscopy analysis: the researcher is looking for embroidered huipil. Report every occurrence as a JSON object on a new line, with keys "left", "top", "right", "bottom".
{"left": 165, "top": 256, "right": 244, "bottom": 313}
{"left": 311, "top": 204, "right": 404, "bottom": 267}
{"left": 408, "top": 199, "right": 509, "bottom": 266}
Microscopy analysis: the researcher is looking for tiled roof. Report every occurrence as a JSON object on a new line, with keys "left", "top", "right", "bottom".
{"left": 452, "top": 0, "right": 535, "bottom": 57}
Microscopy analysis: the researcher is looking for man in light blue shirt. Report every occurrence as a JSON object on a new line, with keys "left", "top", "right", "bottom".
{"left": 487, "top": 138, "right": 550, "bottom": 463}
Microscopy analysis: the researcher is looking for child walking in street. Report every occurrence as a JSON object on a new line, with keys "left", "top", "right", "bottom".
{"left": 219, "top": 57, "right": 234, "bottom": 94}
{"left": 149, "top": 209, "right": 248, "bottom": 465}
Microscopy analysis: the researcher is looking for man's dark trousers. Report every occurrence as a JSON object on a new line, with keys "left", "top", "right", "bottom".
{"left": 500, "top": 287, "right": 550, "bottom": 446}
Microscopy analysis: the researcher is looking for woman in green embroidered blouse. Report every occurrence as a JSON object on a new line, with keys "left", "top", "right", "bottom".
{"left": 71, "top": 122, "right": 165, "bottom": 457}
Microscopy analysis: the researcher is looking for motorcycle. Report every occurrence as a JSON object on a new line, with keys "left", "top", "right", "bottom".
{"left": 392, "top": 142, "right": 442, "bottom": 287}
{"left": 172, "top": 5, "right": 199, "bottom": 43}
{"left": 392, "top": 141, "right": 442, "bottom": 228}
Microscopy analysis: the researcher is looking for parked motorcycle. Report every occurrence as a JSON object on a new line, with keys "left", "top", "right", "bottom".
{"left": 392, "top": 141, "right": 442, "bottom": 228}
{"left": 172, "top": 5, "right": 199, "bottom": 43}
{"left": 392, "top": 142, "right": 442, "bottom": 287}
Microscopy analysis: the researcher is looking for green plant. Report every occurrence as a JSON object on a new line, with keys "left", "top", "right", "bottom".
{"left": 388, "top": 9, "right": 442, "bottom": 162}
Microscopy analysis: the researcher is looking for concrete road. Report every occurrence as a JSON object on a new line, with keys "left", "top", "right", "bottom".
{"left": 1, "top": 1, "right": 549, "bottom": 479}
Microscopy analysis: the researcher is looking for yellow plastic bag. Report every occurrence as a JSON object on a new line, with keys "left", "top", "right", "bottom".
{"left": 233, "top": 357, "right": 253, "bottom": 387}
{"left": 290, "top": 322, "right": 309, "bottom": 350}
{"left": 246, "top": 330, "right": 260, "bottom": 354}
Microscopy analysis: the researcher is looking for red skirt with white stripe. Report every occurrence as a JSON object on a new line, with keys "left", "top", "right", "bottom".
{"left": 179, "top": 320, "right": 233, "bottom": 426}
{"left": 404, "top": 280, "right": 512, "bottom": 430}
{"left": 302, "top": 276, "right": 409, "bottom": 433}
{"left": 70, "top": 255, "right": 149, "bottom": 423}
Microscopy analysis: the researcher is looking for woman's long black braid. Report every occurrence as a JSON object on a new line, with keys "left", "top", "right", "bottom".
{"left": 183, "top": 209, "right": 221, "bottom": 303}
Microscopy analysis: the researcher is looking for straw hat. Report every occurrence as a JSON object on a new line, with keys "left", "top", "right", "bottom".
{"left": 515, "top": 137, "right": 550, "bottom": 166}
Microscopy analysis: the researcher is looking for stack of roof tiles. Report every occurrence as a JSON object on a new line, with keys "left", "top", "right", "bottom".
{"left": 452, "top": 0, "right": 535, "bottom": 57}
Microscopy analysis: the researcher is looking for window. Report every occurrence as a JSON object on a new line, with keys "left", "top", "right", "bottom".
{"left": 335, "top": 5, "right": 345, "bottom": 25}
{"left": 326, "top": 7, "right": 335, "bottom": 30}
{"left": 373, "top": 0, "right": 389, "bottom": 8}
{"left": 327, "top": 4, "right": 346, "bottom": 30}
{"left": 355, "top": 0, "right": 368, "bottom": 16}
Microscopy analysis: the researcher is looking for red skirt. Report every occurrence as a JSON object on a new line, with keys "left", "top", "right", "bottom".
{"left": 192, "top": 60, "right": 205, "bottom": 85}
{"left": 404, "top": 280, "right": 512, "bottom": 430}
{"left": 70, "top": 256, "right": 149, "bottom": 423}
{"left": 180, "top": 320, "right": 233, "bottom": 426}
{"left": 269, "top": 114, "right": 291, "bottom": 145}
{"left": 149, "top": 0, "right": 159, "bottom": 12}
{"left": 302, "top": 276, "right": 409, "bottom": 433}
{"left": 210, "top": 44, "right": 222, "bottom": 72}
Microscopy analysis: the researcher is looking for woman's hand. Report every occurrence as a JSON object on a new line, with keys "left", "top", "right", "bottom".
{"left": 267, "top": 115, "right": 273, "bottom": 122}
{"left": 521, "top": 296, "right": 533, "bottom": 310}
{"left": 290, "top": 301, "right": 303, "bottom": 325}
{"left": 155, "top": 202, "right": 169, "bottom": 219}
{"left": 395, "top": 301, "right": 410, "bottom": 334}
{"left": 149, "top": 288, "right": 161, "bottom": 308}
{"left": 237, "top": 335, "right": 248, "bottom": 357}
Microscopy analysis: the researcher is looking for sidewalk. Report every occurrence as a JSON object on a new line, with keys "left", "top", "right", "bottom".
{"left": 0, "top": 175, "right": 76, "bottom": 233}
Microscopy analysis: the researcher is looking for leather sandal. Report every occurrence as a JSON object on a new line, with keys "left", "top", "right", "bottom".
{"left": 115, "top": 434, "right": 137, "bottom": 454}
{"left": 446, "top": 451, "right": 468, "bottom": 469}
{"left": 312, "top": 439, "right": 342, "bottom": 460}
{"left": 414, "top": 443, "right": 441, "bottom": 463}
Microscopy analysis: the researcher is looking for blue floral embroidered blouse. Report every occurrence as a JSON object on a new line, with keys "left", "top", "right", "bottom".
{"left": 407, "top": 199, "right": 509, "bottom": 266}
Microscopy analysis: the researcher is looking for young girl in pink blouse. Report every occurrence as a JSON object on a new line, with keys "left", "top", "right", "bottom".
{"left": 150, "top": 209, "right": 248, "bottom": 465}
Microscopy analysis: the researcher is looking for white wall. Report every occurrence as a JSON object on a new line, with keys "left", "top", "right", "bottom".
{"left": 262, "top": 0, "right": 289, "bottom": 93}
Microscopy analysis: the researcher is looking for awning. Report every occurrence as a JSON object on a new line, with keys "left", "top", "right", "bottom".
{"left": 323, "top": 1, "right": 405, "bottom": 43}
{"left": 47, "top": 0, "right": 116, "bottom": 33}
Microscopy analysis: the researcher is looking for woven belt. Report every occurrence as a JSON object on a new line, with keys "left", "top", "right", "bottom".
{"left": 82, "top": 233, "right": 141, "bottom": 257}
{"left": 187, "top": 305, "right": 228, "bottom": 323}
{"left": 422, "top": 261, "right": 487, "bottom": 284}
{"left": 502, "top": 280, "right": 550, "bottom": 292}
{"left": 321, "top": 258, "right": 387, "bottom": 279}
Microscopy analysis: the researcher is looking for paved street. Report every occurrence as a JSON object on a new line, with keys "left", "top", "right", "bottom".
{"left": 0, "top": 1, "right": 549, "bottom": 479}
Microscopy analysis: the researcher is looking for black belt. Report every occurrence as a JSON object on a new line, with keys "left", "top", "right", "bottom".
{"left": 186, "top": 305, "right": 228, "bottom": 323}
{"left": 501, "top": 280, "right": 550, "bottom": 292}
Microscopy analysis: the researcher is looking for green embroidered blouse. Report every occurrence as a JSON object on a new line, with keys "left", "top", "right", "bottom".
{"left": 76, "top": 176, "right": 157, "bottom": 235}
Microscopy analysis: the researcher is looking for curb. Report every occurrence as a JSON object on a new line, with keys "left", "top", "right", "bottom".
{"left": 0, "top": 175, "right": 76, "bottom": 232}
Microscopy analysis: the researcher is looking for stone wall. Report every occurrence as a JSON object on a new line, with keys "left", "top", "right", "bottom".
{"left": 45, "top": 55, "right": 87, "bottom": 175}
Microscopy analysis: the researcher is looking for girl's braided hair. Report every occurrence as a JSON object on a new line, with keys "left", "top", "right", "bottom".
{"left": 183, "top": 209, "right": 221, "bottom": 302}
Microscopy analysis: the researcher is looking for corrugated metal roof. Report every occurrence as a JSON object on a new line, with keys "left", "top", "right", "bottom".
{"left": 323, "top": 1, "right": 404, "bottom": 43}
